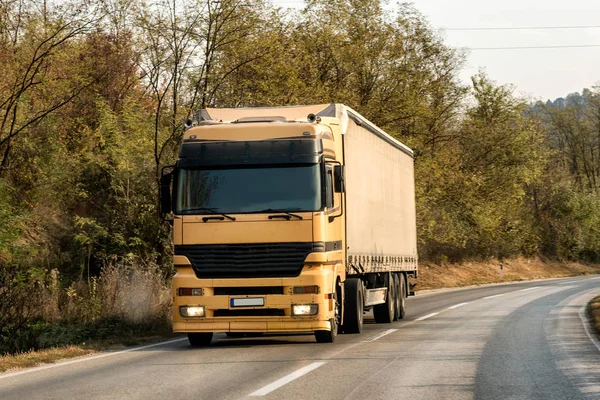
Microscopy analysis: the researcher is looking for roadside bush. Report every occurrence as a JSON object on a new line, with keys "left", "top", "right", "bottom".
{"left": 0, "top": 260, "right": 171, "bottom": 355}
{"left": 538, "top": 188, "right": 600, "bottom": 262}
{"left": 0, "top": 265, "right": 57, "bottom": 354}
{"left": 97, "top": 260, "right": 170, "bottom": 324}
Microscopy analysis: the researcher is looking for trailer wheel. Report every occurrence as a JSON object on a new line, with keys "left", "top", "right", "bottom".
{"left": 342, "top": 278, "right": 364, "bottom": 334}
{"left": 398, "top": 274, "right": 407, "bottom": 320}
{"left": 188, "top": 332, "right": 213, "bottom": 347}
{"left": 373, "top": 274, "right": 394, "bottom": 323}
{"left": 392, "top": 274, "right": 401, "bottom": 321}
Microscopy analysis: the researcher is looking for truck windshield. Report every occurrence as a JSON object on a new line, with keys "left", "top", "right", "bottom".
{"left": 175, "top": 164, "right": 322, "bottom": 215}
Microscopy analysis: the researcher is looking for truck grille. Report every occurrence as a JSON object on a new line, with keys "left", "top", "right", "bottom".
{"left": 214, "top": 287, "right": 284, "bottom": 295}
{"left": 214, "top": 309, "right": 284, "bottom": 317}
{"left": 175, "top": 242, "right": 320, "bottom": 279}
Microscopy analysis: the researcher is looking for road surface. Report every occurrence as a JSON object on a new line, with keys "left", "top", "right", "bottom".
{"left": 1, "top": 275, "right": 599, "bottom": 400}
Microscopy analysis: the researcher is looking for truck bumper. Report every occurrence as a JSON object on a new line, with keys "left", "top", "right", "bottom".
{"left": 172, "top": 265, "right": 337, "bottom": 334}
{"left": 173, "top": 320, "right": 331, "bottom": 333}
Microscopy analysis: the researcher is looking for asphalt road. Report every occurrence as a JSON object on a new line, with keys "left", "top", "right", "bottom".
{"left": 1, "top": 275, "right": 599, "bottom": 400}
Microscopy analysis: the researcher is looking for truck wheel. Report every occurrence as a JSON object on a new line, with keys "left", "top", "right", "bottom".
{"left": 342, "top": 278, "right": 364, "bottom": 334}
{"left": 398, "top": 274, "right": 407, "bottom": 320}
{"left": 373, "top": 274, "right": 394, "bottom": 323}
{"left": 188, "top": 332, "right": 213, "bottom": 347}
{"left": 315, "top": 319, "right": 337, "bottom": 343}
{"left": 315, "top": 289, "right": 340, "bottom": 343}
{"left": 392, "top": 274, "right": 401, "bottom": 321}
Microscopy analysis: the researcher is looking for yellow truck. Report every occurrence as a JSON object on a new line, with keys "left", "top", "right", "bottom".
{"left": 160, "top": 104, "right": 418, "bottom": 345}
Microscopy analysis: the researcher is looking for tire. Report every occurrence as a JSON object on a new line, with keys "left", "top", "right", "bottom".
{"left": 315, "top": 287, "right": 340, "bottom": 343}
{"left": 188, "top": 332, "right": 213, "bottom": 347}
{"left": 342, "top": 278, "right": 364, "bottom": 334}
{"left": 373, "top": 273, "right": 394, "bottom": 323}
{"left": 315, "top": 319, "right": 337, "bottom": 343}
{"left": 398, "top": 274, "right": 407, "bottom": 320}
{"left": 393, "top": 274, "right": 401, "bottom": 321}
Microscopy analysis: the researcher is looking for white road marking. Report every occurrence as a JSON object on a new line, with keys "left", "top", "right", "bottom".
{"left": 249, "top": 362, "right": 326, "bottom": 396}
{"left": 558, "top": 281, "right": 577, "bottom": 285}
{"left": 483, "top": 293, "right": 505, "bottom": 299}
{"left": 0, "top": 337, "right": 188, "bottom": 380}
{"left": 447, "top": 302, "right": 469, "bottom": 310}
{"left": 362, "top": 329, "right": 397, "bottom": 343}
{"left": 591, "top": 277, "right": 600, "bottom": 280}
{"left": 415, "top": 312, "right": 440, "bottom": 321}
{"left": 519, "top": 286, "right": 541, "bottom": 292}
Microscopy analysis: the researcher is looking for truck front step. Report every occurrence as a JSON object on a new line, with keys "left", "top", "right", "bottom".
{"left": 364, "top": 287, "right": 388, "bottom": 306}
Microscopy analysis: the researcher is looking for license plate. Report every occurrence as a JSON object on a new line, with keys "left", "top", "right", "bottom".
{"left": 231, "top": 298, "right": 264, "bottom": 307}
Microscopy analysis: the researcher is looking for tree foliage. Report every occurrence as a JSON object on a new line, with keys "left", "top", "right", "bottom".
{"left": 417, "top": 72, "right": 547, "bottom": 261}
{"left": 528, "top": 88, "right": 600, "bottom": 261}
{"left": 1, "top": 0, "right": 599, "bottom": 354}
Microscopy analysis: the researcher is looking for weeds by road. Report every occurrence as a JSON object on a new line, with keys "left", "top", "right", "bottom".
{"left": 1, "top": 260, "right": 172, "bottom": 365}
{"left": 0, "top": 347, "right": 96, "bottom": 373}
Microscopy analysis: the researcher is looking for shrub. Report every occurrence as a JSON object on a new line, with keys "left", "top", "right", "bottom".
{"left": 0, "top": 260, "right": 171, "bottom": 355}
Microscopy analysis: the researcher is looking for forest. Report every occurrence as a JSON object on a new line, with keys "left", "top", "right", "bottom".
{"left": 2, "top": 0, "right": 600, "bottom": 354}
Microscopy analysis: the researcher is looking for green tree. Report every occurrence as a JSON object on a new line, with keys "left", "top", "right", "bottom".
{"left": 0, "top": 0, "right": 98, "bottom": 173}
{"left": 419, "top": 73, "right": 547, "bottom": 260}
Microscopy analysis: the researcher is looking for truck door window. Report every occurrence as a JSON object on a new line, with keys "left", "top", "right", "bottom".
{"left": 326, "top": 167, "right": 334, "bottom": 209}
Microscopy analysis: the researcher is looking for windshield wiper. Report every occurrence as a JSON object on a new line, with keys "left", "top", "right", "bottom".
{"left": 182, "top": 207, "right": 236, "bottom": 221}
{"left": 259, "top": 209, "right": 303, "bottom": 220}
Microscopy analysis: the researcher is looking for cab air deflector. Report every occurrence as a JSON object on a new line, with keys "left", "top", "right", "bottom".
{"left": 178, "top": 139, "right": 323, "bottom": 167}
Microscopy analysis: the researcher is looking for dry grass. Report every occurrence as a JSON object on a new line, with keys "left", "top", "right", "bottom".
{"left": 414, "top": 257, "right": 600, "bottom": 291}
{"left": 589, "top": 295, "right": 600, "bottom": 340}
{"left": 0, "top": 346, "right": 96, "bottom": 373}
{"left": 61, "top": 261, "right": 171, "bottom": 325}
{"left": 0, "top": 333, "right": 177, "bottom": 374}
{"left": 96, "top": 261, "right": 171, "bottom": 324}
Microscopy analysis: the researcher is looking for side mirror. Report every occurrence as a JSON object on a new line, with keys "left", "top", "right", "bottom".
{"left": 333, "top": 165, "right": 345, "bottom": 193}
{"left": 160, "top": 166, "right": 174, "bottom": 215}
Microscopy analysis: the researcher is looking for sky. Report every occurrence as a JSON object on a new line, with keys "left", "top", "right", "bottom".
{"left": 274, "top": 0, "right": 600, "bottom": 102}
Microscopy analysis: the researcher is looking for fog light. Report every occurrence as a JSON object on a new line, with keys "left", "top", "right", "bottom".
{"left": 180, "top": 306, "right": 205, "bottom": 317}
{"left": 292, "top": 304, "right": 318, "bottom": 316}
{"left": 293, "top": 285, "right": 319, "bottom": 294}
{"left": 179, "top": 288, "right": 203, "bottom": 296}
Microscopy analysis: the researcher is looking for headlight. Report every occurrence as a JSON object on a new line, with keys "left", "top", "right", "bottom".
{"left": 292, "top": 304, "right": 318, "bottom": 316}
{"left": 180, "top": 306, "right": 205, "bottom": 317}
